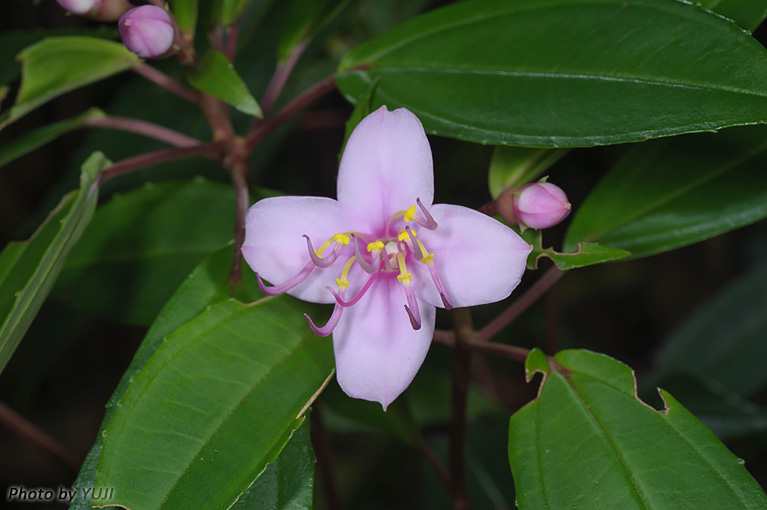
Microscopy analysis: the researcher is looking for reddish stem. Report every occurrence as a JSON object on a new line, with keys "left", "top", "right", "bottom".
{"left": 434, "top": 331, "right": 531, "bottom": 363}
{"left": 99, "top": 142, "right": 225, "bottom": 184}
{"left": 478, "top": 265, "right": 565, "bottom": 342}
{"left": 226, "top": 21, "right": 241, "bottom": 62}
{"left": 244, "top": 74, "right": 337, "bottom": 151}
{"left": 0, "top": 401, "right": 78, "bottom": 476}
{"left": 83, "top": 115, "right": 200, "bottom": 147}
{"left": 259, "top": 40, "right": 308, "bottom": 117}
{"left": 132, "top": 63, "right": 199, "bottom": 103}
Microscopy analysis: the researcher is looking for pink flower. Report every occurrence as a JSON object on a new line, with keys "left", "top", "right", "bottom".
{"left": 242, "top": 106, "right": 531, "bottom": 409}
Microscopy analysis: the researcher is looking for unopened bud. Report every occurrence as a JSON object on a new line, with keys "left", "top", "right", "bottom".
{"left": 57, "top": 0, "right": 133, "bottom": 20}
{"left": 498, "top": 182, "right": 571, "bottom": 230}
{"left": 57, "top": 0, "right": 99, "bottom": 15}
{"left": 119, "top": 5, "right": 175, "bottom": 59}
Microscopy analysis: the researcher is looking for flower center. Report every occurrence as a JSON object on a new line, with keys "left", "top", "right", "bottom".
{"left": 254, "top": 198, "right": 453, "bottom": 337}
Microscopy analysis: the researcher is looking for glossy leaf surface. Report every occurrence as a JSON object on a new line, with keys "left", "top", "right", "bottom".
{"left": 55, "top": 179, "right": 236, "bottom": 326}
{"left": 188, "top": 50, "right": 262, "bottom": 117}
{"left": 337, "top": 0, "right": 767, "bottom": 147}
{"left": 93, "top": 296, "right": 334, "bottom": 509}
{"left": 509, "top": 349, "right": 767, "bottom": 509}
{"left": 0, "top": 152, "right": 107, "bottom": 375}
{"left": 565, "top": 126, "right": 767, "bottom": 257}
{"left": 70, "top": 246, "right": 263, "bottom": 509}
{"left": 0, "top": 37, "right": 138, "bottom": 129}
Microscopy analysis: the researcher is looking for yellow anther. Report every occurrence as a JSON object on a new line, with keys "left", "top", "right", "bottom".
{"left": 403, "top": 206, "right": 417, "bottom": 223}
{"left": 397, "top": 273, "right": 413, "bottom": 283}
{"left": 398, "top": 230, "right": 410, "bottom": 242}
{"left": 367, "top": 240, "right": 385, "bottom": 252}
{"left": 420, "top": 253, "right": 435, "bottom": 264}
{"left": 333, "top": 233, "right": 351, "bottom": 246}
{"left": 336, "top": 278, "right": 350, "bottom": 289}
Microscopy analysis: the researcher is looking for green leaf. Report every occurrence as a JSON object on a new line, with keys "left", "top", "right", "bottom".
{"left": 655, "top": 259, "right": 767, "bottom": 398}
{"left": 488, "top": 147, "right": 569, "bottom": 198}
{"left": 170, "top": 0, "right": 199, "bottom": 34}
{"left": 0, "top": 37, "right": 139, "bottom": 129}
{"left": 188, "top": 50, "right": 263, "bottom": 117}
{"left": 0, "top": 28, "right": 118, "bottom": 89}
{"left": 523, "top": 229, "right": 630, "bottom": 270}
{"left": 564, "top": 125, "right": 767, "bottom": 258}
{"left": 92, "top": 296, "right": 333, "bottom": 509}
{"left": 0, "top": 108, "right": 104, "bottom": 169}
{"left": 0, "top": 152, "right": 107, "bottom": 376}
{"left": 221, "top": 0, "right": 258, "bottom": 26}
{"left": 55, "top": 179, "right": 236, "bottom": 326}
{"left": 701, "top": 0, "right": 767, "bottom": 31}
{"left": 278, "top": 0, "right": 353, "bottom": 63}
{"left": 509, "top": 349, "right": 767, "bottom": 509}
{"left": 336, "top": 0, "right": 767, "bottom": 147}
{"left": 231, "top": 420, "right": 314, "bottom": 510}
{"left": 70, "top": 245, "right": 262, "bottom": 509}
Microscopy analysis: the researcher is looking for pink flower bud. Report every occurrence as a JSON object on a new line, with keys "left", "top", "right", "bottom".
{"left": 498, "top": 182, "right": 571, "bottom": 229}
{"left": 57, "top": 0, "right": 100, "bottom": 15}
{"left": 118, "top": 5, "right": 175, "bottom": 59}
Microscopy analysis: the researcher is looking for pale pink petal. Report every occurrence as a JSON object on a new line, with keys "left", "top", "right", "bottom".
{"left": 411, "top": 204, "right": 532, "bottom": 308}
{"left": 333, "top": 275, "right": 436, "bottom": 409}
{"left": 241, "top": 196, "right": 366, "bottom": 304}
{"left": 337, "top": 106, "right": 434, "bottom": 232}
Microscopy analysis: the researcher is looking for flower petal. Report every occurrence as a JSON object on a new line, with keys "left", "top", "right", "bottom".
{"left": 411, "top": 204, "right": 532, "bottom": 308}
{"left": 337, "top": 106, "right": 434, "bottom": 231}
{"left": 333, "top": 275, "right": 435, "bottom": 409}
{"left": 242, "top": 196, "right": 365, "bottom": 304}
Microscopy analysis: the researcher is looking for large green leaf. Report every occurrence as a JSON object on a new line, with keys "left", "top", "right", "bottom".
{"left": 55, "top": 179, "right": 236, "bottom": 326}
{"left": 509, "top": 349, "right": 767, "bottom": 509}
{"left": 187, "top": 50, "right": 263, "bottom": 117}
{"left": 0, "top": 37, "right": 139, "bottom": 129}
{"left": 278, "top": 0, "right": 353, "bottom": 63}
{"left": 564, "top": 126, "right": 767, "bottom": 257}
{"left": 92, "top": 296, "right": 333, "bottom": 509}
{"left": 69, "top": 245, "right": 263, "bottom": 509}
{"left": 0, "top": 108, "right": 104, "bottom": 169}
{"left": 336, "top": 0, "right": 767, "bottom": 147}
{"left": 231, "top": 420, "right": 314, "bottom": 510}
{"left": 0, "top": 152, "right": 107, "bottom": 376}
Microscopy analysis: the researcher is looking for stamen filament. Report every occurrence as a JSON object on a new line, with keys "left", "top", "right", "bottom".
{"left": 304, "top": 235, "right": 342, "bottom": 268}
{"left": 304, "top": 303, "right": 343, "bottom": 337}
{"left": 414, "top": 198, "right": 438, "bottom": 230}
{"left": 406, "top": 226, "right": 425, "bottom": 260}
{"left": 352, "top": 234, "right": 380, "bottom": 274}
{"left": 327, "top": 273, "right": 379, "bottom": 307}
{"left": 255, "top": 261, "right": 314, "bottom": 296}
{"left": 425, "top": 261, "right": 454, "bottom": 309}
{"left": 402, "top": 282, "right": 422, "bottom": 330}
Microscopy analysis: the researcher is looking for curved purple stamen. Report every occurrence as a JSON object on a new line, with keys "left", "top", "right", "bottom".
{"left": 426, "top": 263, "right": 454, "bottom": 309}
{"left": 405, "top": 226, "right": 425, "bottom": 260}
{"left": 402, "top": 284, "right": 422, "bottom": 330}
{"left": 304, "top": 303, "right": 343, "bottom": 337}
{"left": 256, "top": 261, "right": 314, "bottom": 296}
{"left": 326, "top": 273, "right": 379, "bottom": 307}
{"left": 414, "top": 198, "right": 438, "bottom": 230}
{"left": 351, "top": 234, "right": 380, "bottom": 274}
{"left": 304, "top": 235, "right": 342, "bottom": 268}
